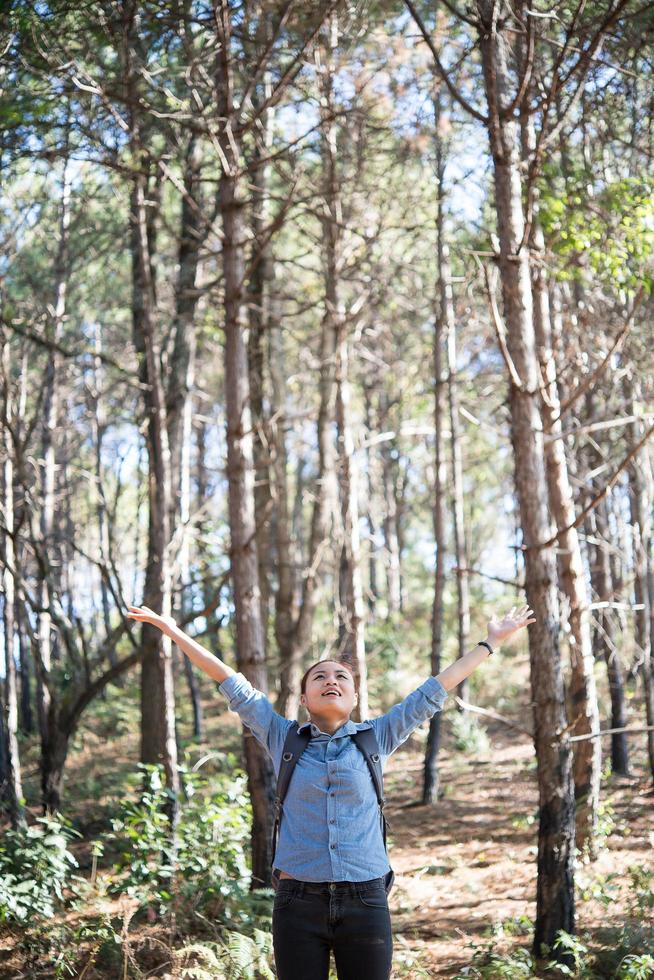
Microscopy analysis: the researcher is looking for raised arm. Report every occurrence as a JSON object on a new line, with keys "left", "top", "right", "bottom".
{"left": 436, "top": 604, "right": 535, "bottom": 692}
{"left": 126, "top": 605, "right": 235, "bottom": 683}
{"left": 126, "top": 604, "right": 292, "bottom": 766}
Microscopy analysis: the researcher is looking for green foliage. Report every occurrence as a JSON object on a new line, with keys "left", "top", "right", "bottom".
{"left": 594, "top": 799, "right": 618, "bottom": 850}
{"left": 454, "top": 941, "right": 536, "bottom": 978}
{"left": 107, "top": 762, "right": 263, "bottom": 931}
{"left": 175, "top": 930, "right": 274, "bottom": 979}
{"left": 625, "top": 865, "right": 654, "bottom": 919}
{"left": 616, "top": 954, "right": 654, "bottom": 980}
{"left": 0, "top": 815, "right": 81, "bottom": 924}
{"left": 545, "top": 931, "right": 594, "bottom": 977}
{"left": 454, "top": 899, "right": 654, "bottom": 980}
{"left": 540, "top": 173, "right": 654, "bottom": 289}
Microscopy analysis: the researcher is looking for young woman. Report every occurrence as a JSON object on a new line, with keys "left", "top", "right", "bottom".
{"left": 126, "top": 603, "right": 535, "bottom": 979}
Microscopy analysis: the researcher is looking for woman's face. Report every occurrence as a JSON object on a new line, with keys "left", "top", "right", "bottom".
{"left": 300, "top": 661, "right": 357, "bottom": 722}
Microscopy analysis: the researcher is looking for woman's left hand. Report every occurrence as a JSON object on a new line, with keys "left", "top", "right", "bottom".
{"left": 486, "top": 605, "right": 536, "bottom": 647}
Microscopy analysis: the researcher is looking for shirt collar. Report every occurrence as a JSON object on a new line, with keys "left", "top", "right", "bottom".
{"left": 297, "top": 718, "right": 372, "bottom": 738}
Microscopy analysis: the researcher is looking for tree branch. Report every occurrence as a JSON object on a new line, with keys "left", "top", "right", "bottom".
{"left": 403, "top": 0, "right": 489, "bottom": 124}
{"left": 531, "top": 418, "right": 654, "bottom": 551}
{"left": 558, "top": 286, "right": 645, "bottom": 417}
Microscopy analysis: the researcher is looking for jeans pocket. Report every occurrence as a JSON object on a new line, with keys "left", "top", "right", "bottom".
{"left": 356, "top": 883, "right": 388, "bottom": 909}
{"left": 273, "top": 886, "right": 297, "bottom": 911}
{"left": 273, "top": 892, "right": 295, "bottom": 912}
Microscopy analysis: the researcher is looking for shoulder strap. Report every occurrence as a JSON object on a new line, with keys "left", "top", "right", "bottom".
{"left": 271, "top": 723, "right": 311, "bottom": 866}
{"left": 352, "top": 727, "right": 388, "bottom": 850}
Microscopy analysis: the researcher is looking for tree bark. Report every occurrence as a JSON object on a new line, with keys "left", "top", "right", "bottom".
{"left": 444, "top": 257, "right": 471, "bottom": 707}
{"left": 130, "top": 168, "right": 180, "bottom": 822}
{"left": 624, "top": 377, "right": 654, "bottom": 784}
{"left": 247, "top": 76, "right": 275, "bottom": 646}
{"left": 379, "top": 414, "right": 402, "bottom": 620}
{"left": 123, "top": 8, "right": 180, "bottom": 823}
{"left": 424, "top": 85, "right": 448, "bottom": 805}
{"left": 88, "top": 321, "right": 115, "bottom": 656}
{"left": 0, "top": 328, "right": 26, "bottom": 828}
{"left": 320, "top": 13, "right": 368, "bottom": 718}
{"left": 363, "top": 381, "right": 380, "bottom": 616}
{"left": 477, "top": 0, "right": 576, "bottom": 956}
{"left": 521, "top": 113, "right": 601, "bottom": 854}
{"left": 586, "top": 482, "right": 630, "bottom": 776}
{"left": 167, "top": 133, "right": 203, "bottom": 738}
{"left": 36, "top": 152, "right": 71, "bottom": 807}
{"left": 215, "top": 0, "right": 275, "bottom": 886}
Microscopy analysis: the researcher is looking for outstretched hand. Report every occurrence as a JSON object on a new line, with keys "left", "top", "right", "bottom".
{"left": 486, "top": 604, "right": 536, "bottom": 647}
{"left": 126, "top": 604, "right": 177, "bottom": 633}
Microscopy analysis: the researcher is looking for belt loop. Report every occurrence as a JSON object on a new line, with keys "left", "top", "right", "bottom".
{"left": 298, "top": 880, "right": 306, "bottom": 899}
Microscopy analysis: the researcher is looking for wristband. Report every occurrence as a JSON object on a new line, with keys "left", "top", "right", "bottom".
{"left": 478, "top": 640, "right": 494, "bottom": 656}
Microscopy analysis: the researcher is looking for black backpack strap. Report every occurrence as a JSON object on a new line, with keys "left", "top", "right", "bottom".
{"left": 352, "top": 728, "right": 388, "bottom": 850}
{"left": 271, "top": 723, "right": 311, "bottom": 867}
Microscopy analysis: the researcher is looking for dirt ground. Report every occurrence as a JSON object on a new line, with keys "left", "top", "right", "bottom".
{"left": 383, "top": 720, "right": 654, "bottom": 976}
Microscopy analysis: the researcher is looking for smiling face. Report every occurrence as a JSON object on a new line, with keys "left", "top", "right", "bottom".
{"left": 299, "top": 660, "right": 358, "bottom": 727}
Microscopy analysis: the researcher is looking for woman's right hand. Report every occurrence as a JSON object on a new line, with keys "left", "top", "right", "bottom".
{"left": 126, "top": 605, "right": 178, "bottom": 634}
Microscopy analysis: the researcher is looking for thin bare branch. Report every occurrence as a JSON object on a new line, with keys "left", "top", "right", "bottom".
{"left": 403, "top": 0, "right": 489, "bottom": 124}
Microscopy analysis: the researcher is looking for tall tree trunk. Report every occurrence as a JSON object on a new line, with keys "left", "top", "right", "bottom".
{"left": 37, "top": 153, "right": 71, "bottom": 807}
{"left": 89, "top": 321, "right": 115, "bottom": 653}
{"left": 275, "top": 296, "right": 339, "bottom": 717}
{"left": 624, "top": 378, "right": 654, "bottom": 784}
{"left": 215, "top": 0, "right": 275, "bottom": 886}
{"left": 121, "top": 0, "right": 179, "bottom": 824}
{"left": 477, "top": 1, "right": 576, "bottom": 957}
{"left": 319, "top": 13, "right": 368, "bottom": 718}
{"left": 269, "top": 287, "right": 297, "bottom": 707}
{"left": 12, "top": 346, "right": 33, "bottom": 736}
{"left": 363, "top": 381, "right": 380, "bottom": 616}
{"left": 444, "top": 261, "right": 471, "bottom": 707}
{"left": 586, "top": 482, "right": 630, "bottom": 776}
{"left": 247, "top": 73, "right": 275, "bottom": 647}
{"left": 0, "top": 329, "right": 26, "bottom": 828}
{"left": 130, "top": 169, "right": 180, "bottom": 822}
{"left": 521, "top": 115, "right": 601, "bottom": 855}
{"left": 424, "top": 85, "right": 448, "bottom": 805}
{"left": 379, "top": 417, "right": 402, "bottom": 620}
{"left": 17, "top": 598, "right": 33, "bottom": 735}
{"left": 335, "top": 323, "right": 368, "bottom": 718}
{"left": 167, "top": 134, "right": 203, "bottom": 738}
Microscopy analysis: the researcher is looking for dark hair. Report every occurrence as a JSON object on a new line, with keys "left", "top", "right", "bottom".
{"left": 300, "top": 659, "right": 358, "bottom": 695}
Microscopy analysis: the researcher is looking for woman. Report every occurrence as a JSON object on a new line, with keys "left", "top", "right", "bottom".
{"left": 126, "top": 603, "right": 535, "bottom": 979}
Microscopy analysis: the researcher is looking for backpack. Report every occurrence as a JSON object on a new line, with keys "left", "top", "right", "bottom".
{"left": 271, "top": 723, "right": 395, "bottom": 893}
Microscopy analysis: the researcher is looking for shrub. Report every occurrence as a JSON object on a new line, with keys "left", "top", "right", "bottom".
{"left": 617, "top": 954, "right": 654, "bottom": 980}
{"left": 107, "top": 762, "right": 268, "bottom": 932}
{"left": 0, "top": 815, "right": 81, "bottom": 924}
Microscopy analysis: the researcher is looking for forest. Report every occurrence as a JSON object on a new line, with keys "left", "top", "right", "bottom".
{"left": 1, "top": 0, "right": 653, "bottom": 977}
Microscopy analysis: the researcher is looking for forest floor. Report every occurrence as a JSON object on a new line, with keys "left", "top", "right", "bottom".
{"left": 1, "top": 674, "right": 653, "bottom": 978}
{"left": 383, "top": 718, "right": 654, "bottom": 976}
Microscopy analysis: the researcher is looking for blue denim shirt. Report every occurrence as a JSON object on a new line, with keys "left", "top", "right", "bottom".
{"left": 218, "top": 672, "right": 449, "bottom": 882}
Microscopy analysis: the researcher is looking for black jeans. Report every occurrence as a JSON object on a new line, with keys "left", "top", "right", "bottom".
{"left": 272, "top": 877, "right": 393, "bottom": 980}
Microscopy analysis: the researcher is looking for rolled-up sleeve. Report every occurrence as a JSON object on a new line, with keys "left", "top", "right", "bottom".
{"left": 371, "top": 676, "right": 449, "bottom": 758}
{"left": 218, "top": 672, "right": 292, "bottom": 770}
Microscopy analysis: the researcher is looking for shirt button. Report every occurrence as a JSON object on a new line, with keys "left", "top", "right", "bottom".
{"left": 330, "top": 792, "right": 335, "bottom": 797}
{"left": 329, "top": 818, "right": 335, "bottom": 824}
{"left": 330, "top": 843, "right": 336, "bottom": 849}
